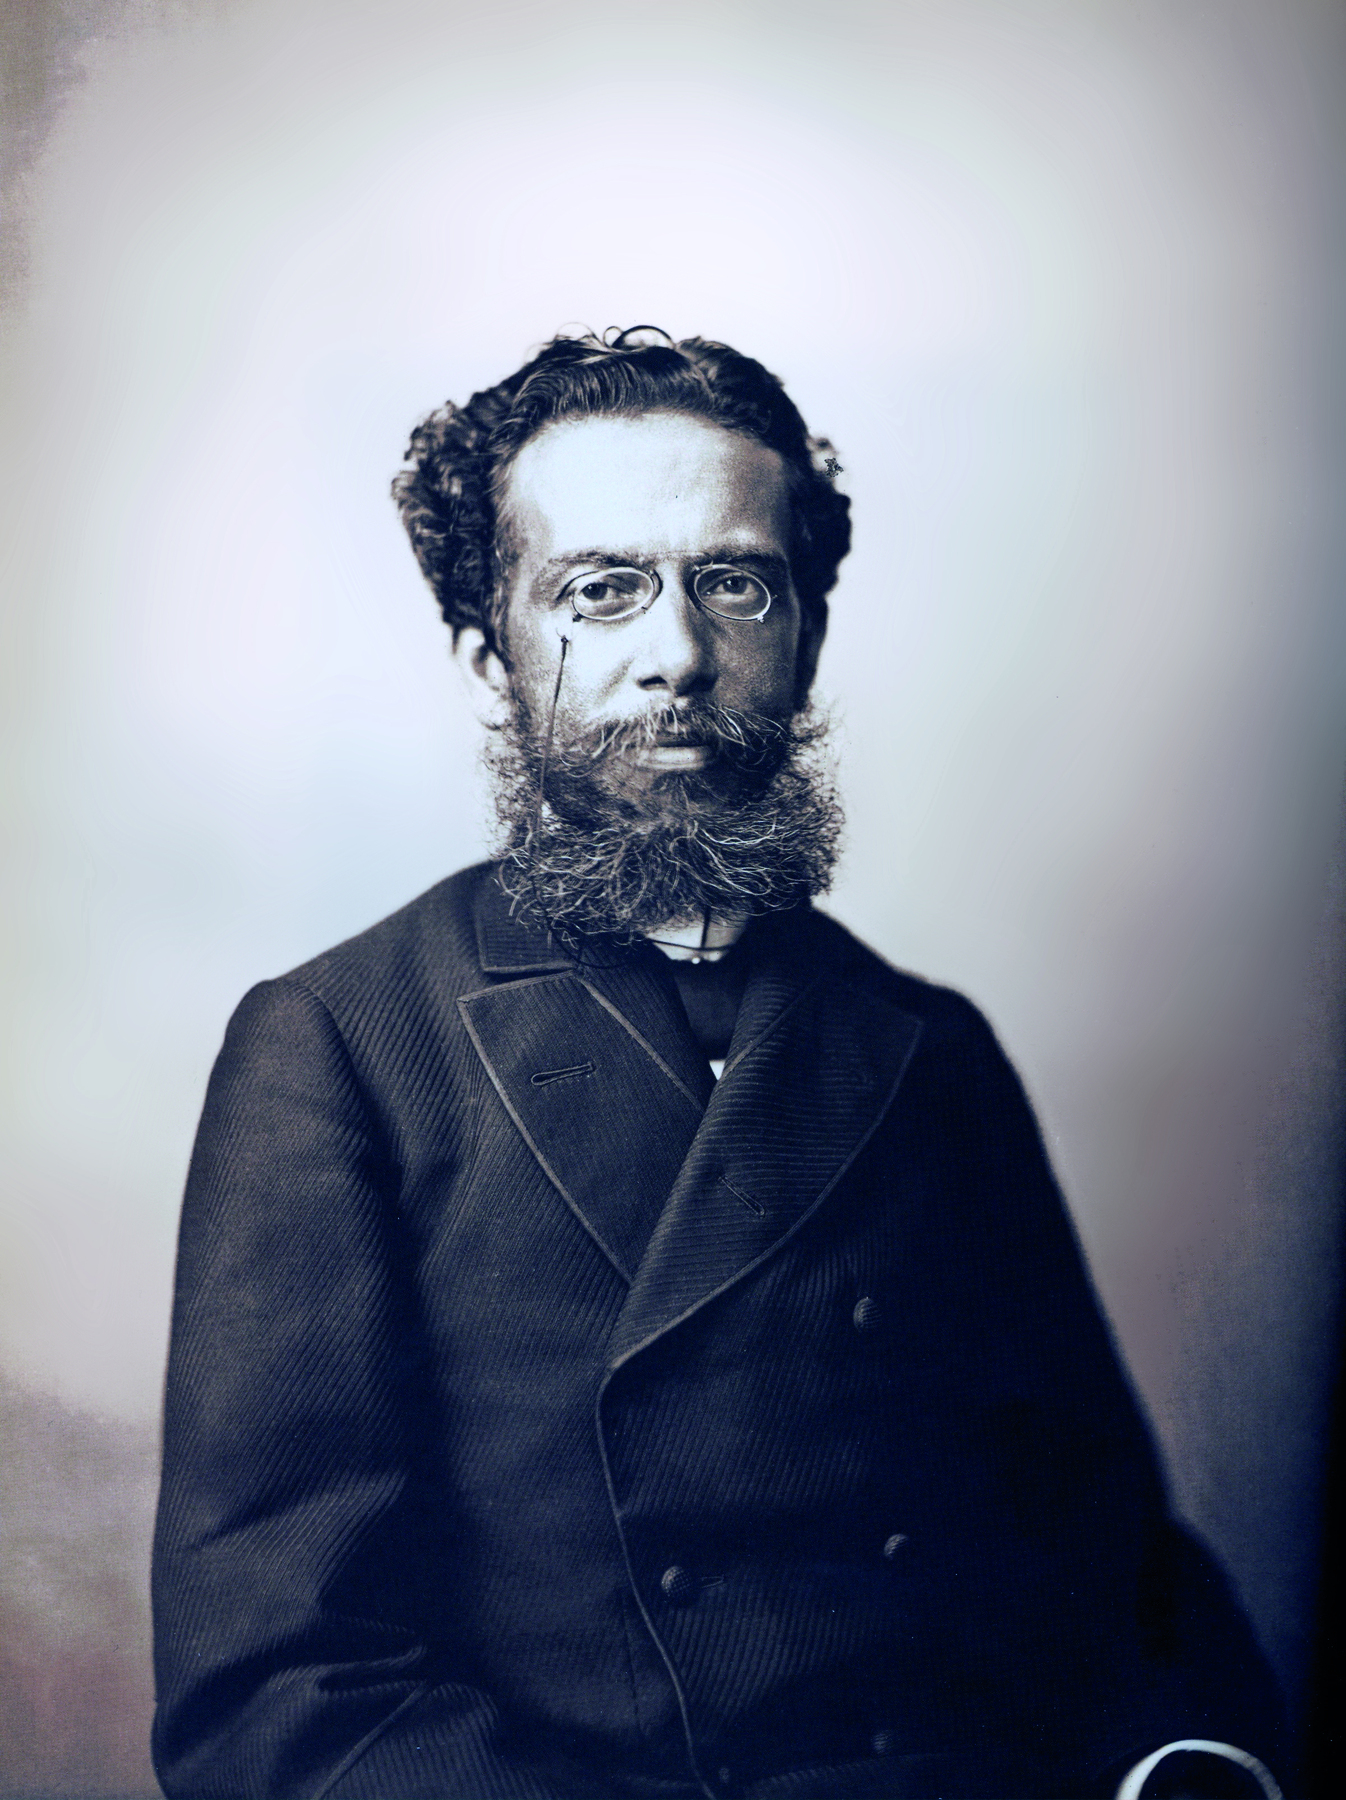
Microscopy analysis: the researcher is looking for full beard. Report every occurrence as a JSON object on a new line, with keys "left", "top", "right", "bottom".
{"left": 487, "top": 692, "right": 843, "bottom": 946}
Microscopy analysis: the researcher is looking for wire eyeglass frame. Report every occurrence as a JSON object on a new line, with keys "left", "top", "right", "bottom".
{"left": 558, "top": 562, "right": 774, "bottom": 625}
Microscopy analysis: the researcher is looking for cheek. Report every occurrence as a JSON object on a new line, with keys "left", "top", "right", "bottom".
{"left": 719, "top": 624, "right": 803, "bottom": 713}
{"left": 509, "top": 612, "right": 587, "bottom": 711}
{"left": 518, "top": 626, "right": 632, "bottom": 728}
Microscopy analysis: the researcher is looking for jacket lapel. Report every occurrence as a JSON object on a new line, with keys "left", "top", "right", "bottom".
{"left": 461, "top": 874, "right": 924, "bottom": 1339}
{"left": 604, "top": 910, "right": 925, "bottom": 1370}
{"left": 459, "top": 874, "right": 715, "bottom": 1281}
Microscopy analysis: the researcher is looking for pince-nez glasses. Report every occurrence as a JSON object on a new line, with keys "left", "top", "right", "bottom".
{"left": 558, "top": 563, "right": 774, "bottom": 625}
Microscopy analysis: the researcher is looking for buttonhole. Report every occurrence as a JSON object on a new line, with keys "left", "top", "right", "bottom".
{"left": 530, "top": 1062, "right": 596, "bottom": 1086}
{"left": 699, "top": 1573, "right": 725, "bottom": 1589}
{"left": 718, "top": 1176, "right": 765, "bottom": 1218}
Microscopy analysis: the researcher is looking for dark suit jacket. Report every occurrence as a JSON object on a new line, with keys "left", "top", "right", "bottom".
{"left": 151, "top": 864, "right": 1280, "bottom": 1799}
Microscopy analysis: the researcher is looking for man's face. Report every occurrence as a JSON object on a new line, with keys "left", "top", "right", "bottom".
{"left": 469, "top": 408, "right": 840, "bottom": 939}
{"left": 496, "top": 411, "right": 809, "bottom": 784}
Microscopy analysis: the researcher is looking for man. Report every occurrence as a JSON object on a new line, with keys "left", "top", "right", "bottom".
{"left": 151, "top": 329, "right": 1284, "bottom": 1799}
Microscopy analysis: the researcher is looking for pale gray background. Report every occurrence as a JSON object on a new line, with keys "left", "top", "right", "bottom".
{"left": 2, "top": 2, "right": 1343, "bottom": 1793}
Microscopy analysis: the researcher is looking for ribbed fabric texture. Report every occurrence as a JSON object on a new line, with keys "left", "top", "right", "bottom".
{"left": 151, "top": 865, "right": 1283, "bottom": 1800}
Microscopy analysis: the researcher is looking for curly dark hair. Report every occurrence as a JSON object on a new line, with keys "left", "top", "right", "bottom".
{"left": 391, "top": 327, "right": 851, "bottom": 687}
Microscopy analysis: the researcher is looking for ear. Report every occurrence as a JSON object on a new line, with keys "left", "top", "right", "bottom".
{"left": 453, "top": 627, "right": 511, "bottom": 729}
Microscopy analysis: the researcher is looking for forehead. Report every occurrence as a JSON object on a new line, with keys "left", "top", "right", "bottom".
{"left": 499, "top": 412, "right": 792, "bottom": 569}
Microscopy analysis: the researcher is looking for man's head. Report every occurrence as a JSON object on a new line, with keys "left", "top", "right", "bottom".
{"left": 393, "top": 329, "right": 850, "bottom": 942}
{"left": 393, "top": 327, "right": 850, "bottom": 693}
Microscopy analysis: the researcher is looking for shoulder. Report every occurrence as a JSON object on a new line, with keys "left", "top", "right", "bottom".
{"left": 787, "top": 907, "right": 1038, "bottom": 1134}
{"left": 214, "top": 864, "right": 496, "bottom": 1082}
{"left": 283, "top": 862, "right": 489, "bottom": 995}
{"left": 239, "top": 862, "right": 491, "bottom": 1021}
{"left": 795, "top": 905, "right": 1002, "bottom": 1052}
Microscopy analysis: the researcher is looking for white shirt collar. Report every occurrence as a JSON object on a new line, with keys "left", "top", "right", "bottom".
{"left": 641, "top": 912, "right": 748, "bottom": 964}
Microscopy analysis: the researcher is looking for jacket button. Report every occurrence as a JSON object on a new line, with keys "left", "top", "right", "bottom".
{"left": 882, "top": 1533, "right": 908, "bottom": 1559}
{"left": 872, "top": 1729, "right": 897, "bottom": 1756}
{"left": 660, "top": 1564, "right": 697, "bottom": 1606}
{"left": 853, "top": 1295, "right": 881, "bottom": 1332}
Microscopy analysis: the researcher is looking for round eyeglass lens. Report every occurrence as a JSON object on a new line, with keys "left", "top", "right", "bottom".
{"left": 692, "top": 564, "right": 773, "bottom": 620}
{"left": 562, "top": 567, "right": 658, "bottom": 621}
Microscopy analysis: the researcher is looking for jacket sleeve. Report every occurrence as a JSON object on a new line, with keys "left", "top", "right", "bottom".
{"left": 151, "top": 979, "right": 584, "bottom": 1800}
{"left": 946, "top": 1001, "right": 1287, "bottom": 1792}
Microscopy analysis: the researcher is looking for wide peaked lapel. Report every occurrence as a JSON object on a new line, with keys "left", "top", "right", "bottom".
{"left": 605, "top": 910, "right": 924, "bottom": 1370}
{"left": 459, "top": 874, "right": 716, "bottom": 1282}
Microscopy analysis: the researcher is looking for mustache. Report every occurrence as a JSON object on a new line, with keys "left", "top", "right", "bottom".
{"left": 542, "top": 699, "right": 799, "bottom": 773}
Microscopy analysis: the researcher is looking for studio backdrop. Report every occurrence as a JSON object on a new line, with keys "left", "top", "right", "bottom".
{"left": 1, "top": 2, "right": 1343, "bottom": 1794}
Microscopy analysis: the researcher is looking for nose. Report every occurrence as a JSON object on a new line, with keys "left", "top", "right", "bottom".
{"left": 631, "top": 574, "right": 717, "bottom": 698}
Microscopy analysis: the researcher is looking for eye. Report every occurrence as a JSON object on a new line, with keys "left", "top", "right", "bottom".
{"left": 692, "top": 564, "right": 773, "bottom": 620}
{"left": 557, "top": 567, "right": 656, "bottom": 621}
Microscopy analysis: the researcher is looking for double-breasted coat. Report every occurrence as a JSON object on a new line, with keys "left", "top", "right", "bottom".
{"left": 151, "top": 865, "right": 1280, "bottom": 1799}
